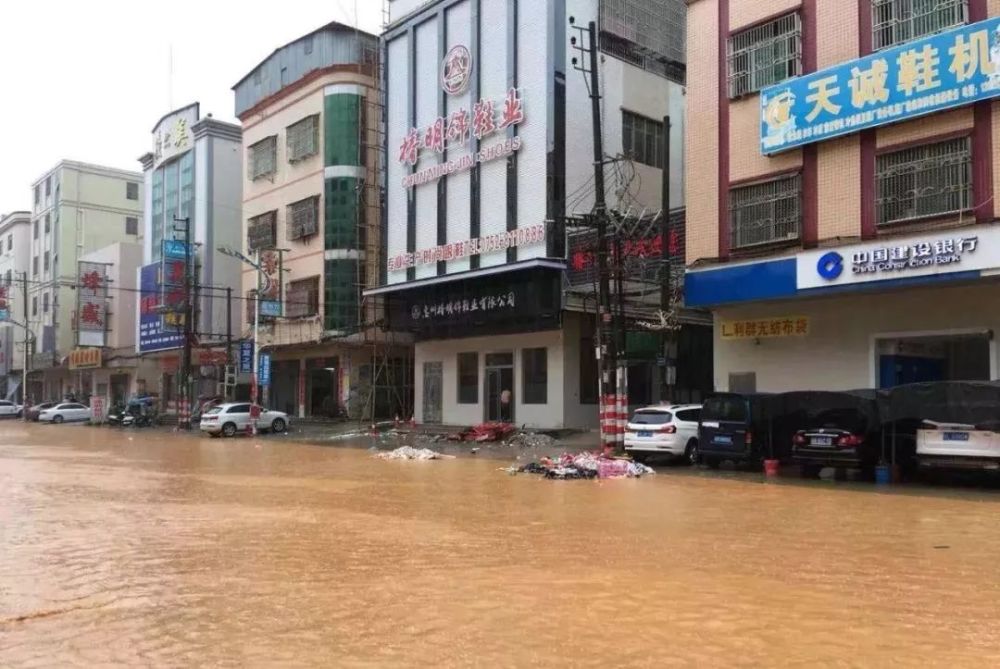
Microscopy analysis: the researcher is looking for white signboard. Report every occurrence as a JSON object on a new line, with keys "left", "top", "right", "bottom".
{"left": 797, "top": 225, "right": 1000, "bottom": 290}
{"left": 152, "top": 103, "right": 199, "bottom": 169}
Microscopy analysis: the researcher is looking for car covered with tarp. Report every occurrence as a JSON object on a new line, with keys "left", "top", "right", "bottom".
{"left": 883, "top": 381, "right": 1000, "bottom": 471}
{"left": 698, "top": 393, "right": 797, "bottom": 468}
{"left": 783, "top": 390, "right": 886, "bottom": 475}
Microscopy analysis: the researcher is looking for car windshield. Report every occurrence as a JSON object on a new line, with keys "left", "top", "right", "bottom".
{"left": 631, "top": 411, "right": 672, "bottom": 425}
{"left": 205, "top": 407, "right": 223, "bottom": 415}
{"left": 702, "top": 397, "right": 748, "bottom": 422}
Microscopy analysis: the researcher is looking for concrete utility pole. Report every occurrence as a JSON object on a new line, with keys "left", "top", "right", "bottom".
{"left": 175, "top": 217, "right": 193, "bottom": 429}
{"left": 660, "top": 115, "right": 675, "bottom": 403}
{"left": 20, "top": 271, "right": 31, "bottom": 418}
{"left": 218, "top": 246, "right": 263, "bottom": 435}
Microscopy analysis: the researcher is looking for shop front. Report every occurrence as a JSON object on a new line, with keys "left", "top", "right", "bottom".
{"left": 686, "top": 225, "right": 1000, "bottom": 392}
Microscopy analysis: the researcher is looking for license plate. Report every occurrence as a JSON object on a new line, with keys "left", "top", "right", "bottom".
{"left": 943, "top": 431, "right": 970, "bottom": 442}
{"left": 811, "top": 436, "right": 833, "bottom": 446}
{"left": 638, "top": 431, "right": 653, "bottom": 438}
{"left": 713, "top": 434, "right": 733, "bottom": 445}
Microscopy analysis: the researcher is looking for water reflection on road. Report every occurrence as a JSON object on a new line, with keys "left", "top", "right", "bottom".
{"left": 3, "top": 423, "right": 1000, "bottom": 666}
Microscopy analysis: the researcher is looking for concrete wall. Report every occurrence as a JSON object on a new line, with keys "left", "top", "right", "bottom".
{"left": 712, "top": 282, "right": 1000, "bottom": 392}
{"left": 684, "top": 0, "right": 719, "bottom": 262}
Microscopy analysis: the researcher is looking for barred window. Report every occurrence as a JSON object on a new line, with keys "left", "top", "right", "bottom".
{"left": 247, "top": 210, "right": 277, "bottom": 251}
{"left": 287, "top": 115, "right": 319, "bottom": 163}
{"left": 285, "top": 276, "right": 320, "bottom": 318}
{"left": 727, "top": 13, "right": 801, "bottom": 98}
{"left": 729, "top": 175, "right": 802, "bottom": 250}
{"left": 876, "top": 137, "right": 972, "bottom": 226}
{"left": 287, "top": 196, "right": 320, "bottom": 241}
{"left": 248, "top": 136, "right": 277, "bottom": 180}
{"left": 622, "top": 111, "right": 663, "bottom": 168}
{"left": 872, "top": 0, "right": 967, "bottom": 51}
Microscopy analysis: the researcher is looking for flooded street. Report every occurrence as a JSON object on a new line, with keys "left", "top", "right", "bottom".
{"left": 3, "top": 424, "right": 1000, "bottom": 666}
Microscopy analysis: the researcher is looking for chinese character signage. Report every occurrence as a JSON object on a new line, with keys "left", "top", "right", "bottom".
{"left": 797, "top": 226, "right": 1000, "bottom": 290}
{"left": 239, "top": 340, "right": 254, "bottom": 373}
{"left": 388, "top": 224, "right": 544, "bottom": 273}
{"left": 69, "top": 347, "right": 102, "bottom": 371}
{"left": 152, "top": 103, "right": 199, "bottom": 169}
{"left": 410, "top": 291, "right": 517, "bottom": 322}
{"left": 258, "top": 352, "right": 271, "bottom": 387}
{"left": 76, "top": 262, "right": 108, "bottom": 347}
{"left": 761, "top": 17, "right": 1000, "bottom": 154}
{"left": 721, "top": 317, "right": 809, "bottom": 340}
{"left": 139, "top": 263, "right": 185, "bottom": 353}
{"left": 398, "top": 86, "right": 525, "bottom": 188}
{"left": 0, "top": 285, "right": 8, "bottom": 323}
{"left": 258, "top": 250, "right": 283, "bottom": 319}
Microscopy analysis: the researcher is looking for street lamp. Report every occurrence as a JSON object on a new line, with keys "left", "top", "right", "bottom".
{"left": 218, "top": 245, "right": 262, "bottom": 435}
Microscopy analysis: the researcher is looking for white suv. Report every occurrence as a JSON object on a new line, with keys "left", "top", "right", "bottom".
{"left": 624, "top": 404, "right": 702, "bottom": 465}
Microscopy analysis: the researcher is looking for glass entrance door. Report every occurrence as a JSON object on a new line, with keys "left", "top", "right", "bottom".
{"left": 484, "top": 352, "right": 514, "bottom": 423}
{"left": 422, "top": 362, "right": 443, "bottom": 423}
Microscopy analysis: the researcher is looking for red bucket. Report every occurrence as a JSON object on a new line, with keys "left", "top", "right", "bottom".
{"left": 763, "top": 459, "right": 781, "bottom": 477}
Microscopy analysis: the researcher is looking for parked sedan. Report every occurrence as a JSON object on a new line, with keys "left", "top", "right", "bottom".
{"left": 25, "top": 401, "right": 58, "bottom": 422}
{"left": 199, "top": 403, "right": 290, "bottom": 438}
{"left": 38, "top": 402, "right": 92, "bottom": 424}
{"left": 0, "top": 400, "right": 23, "bottom": 418}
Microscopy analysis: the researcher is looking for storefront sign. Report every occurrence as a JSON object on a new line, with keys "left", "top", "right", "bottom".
{"left": 798, "top": 227, "right": 1000, "bottom": 290}
{"left": 69, "top": 347, "right": 102, "bottom": 371}
{"left": 152, "top": 103, "right": 198, "bottom": 169}
{"left": 0, "top": 286, "right": 9, "bottom": 322}
{"left": 258, "top": 352, "right": 271, "bottom": 386}
{"left": 31, "top": 351, "right": 56, "bottom": 369}
{"left": 258, "top": 250, "right": 283, "bottom": 319}
{"left": 721, "top": 317, "right": 809, "bottom": 339}
{"left": 398, "top": 86, "right": 525, "bottom": 188}
{"left": 761, "top": 17, "right": 1000, "bottom": 154}
{"left": 163, "top": 239, "right": 190, "bottom": 260}
{"left": 77, "top": 262, "right": 108, "bottom": 347}
{"left": 139, "top": 263, "right": 185, "bottom": 353}
{"left": 239, "top": 340, "right": 254, "bottom": 373}
{"left": 388, "top": 224, "right": 544, "bottom": 273}
{"left": 411, "top": 291, "right": 517, "bottom": 321}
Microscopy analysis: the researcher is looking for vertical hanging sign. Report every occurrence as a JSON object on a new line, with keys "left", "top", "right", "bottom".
{"left": 259, "top": 249, "right": 283, "bottom": 318}
{"left": 77, "top": 262, "right": 108, "bottom": 347}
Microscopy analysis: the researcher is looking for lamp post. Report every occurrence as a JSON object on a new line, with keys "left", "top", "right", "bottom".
{"left": 218, "top": 246, "right": 263, "bottom": 435}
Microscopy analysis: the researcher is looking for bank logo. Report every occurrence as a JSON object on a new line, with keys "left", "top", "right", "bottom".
{"left": 817, "top": 251, "right": 844, "bottom": 280}
{"left": 441, "top": 45, "right": 472, "bottom": 96}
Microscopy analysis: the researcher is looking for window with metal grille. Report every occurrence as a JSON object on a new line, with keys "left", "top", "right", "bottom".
{"left": 876, "top": 137, "right": 972, "bottom": 226}
{"left": 287, "top": 196, "right": 320, "bottom": 241}
{"left": 729, "top": 175, "right": 802, "bottom": 249}
{"left": 622, "top": 111, "right": 664, "bottom": 168}
{"left": 126, "top": 182, "right": 139, "bottom": 200}
{"left": 248, "top": 136, "right": 277, "bottom": 180}
{"left": 287, "top": 115, "right": 319, "bottom": 163}
{"left": 285, "top": 276, "right": 320, "bottom": 318}
{"left": 872, "top": 0, "right": 967, "bottom": 51}
{"left": 125, "top": 216, "right": 138, "bottom": 235}
{"left": 727, "top": 13, "right": 801, "bottom": 98}
{"left": 247, "top": 211, "right": 277, "bottom": 251}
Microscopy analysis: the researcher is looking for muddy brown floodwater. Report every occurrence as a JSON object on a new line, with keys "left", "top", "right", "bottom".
{"left": 3, "top": 424, "right": 1000, "bottom": 667}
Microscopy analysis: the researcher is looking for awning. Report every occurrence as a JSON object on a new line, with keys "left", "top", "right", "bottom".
{"left": 363, "top": 258, "right": 565, "bottom": 296}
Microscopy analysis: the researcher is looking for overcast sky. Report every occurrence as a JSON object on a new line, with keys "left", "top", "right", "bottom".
{"left": 0, "top": 0, "right": 383, "bottom": 212}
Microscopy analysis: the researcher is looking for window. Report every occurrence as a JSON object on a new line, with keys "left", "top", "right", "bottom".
{"left": 303, "top": 35, "right": 314, "bottom": 55}
{"left": 287, "top": 115, "right": 319, "bottom": 163}
{"left": 126, "top": 182, "right": 139, "bottom": 200}
{"left": 45, "top": 177, "right": 51, "bottom": 197}
{"left": 675, "top": 408, "right": 702, "bottom": 423}
{"left": 32, "top": 256, "right": 38, "bottom": 276}
{"left": 457, "top": 352, "right": 478, "bottom": 404}
{"left": 622, "top": 111, "right": 664, "bottom": 169}
{"left": 42, "top": 292, "right": 49, "bottom": 313}
{"left": 872, "top": 0, "right": 967, "bottom": 51}
{"left": 43, "top": 251, "right": 49, "bottom": 272}
{"left": 248, "top": 136, "right": 277, "bottom": 180}
{"left": 729, "top": 174, "right": 802, "bottom": 250}
{"left": 580, "top": 336, "right": 598, "bottom": 404}
{"left": 728, "top": 13, "right": 801, "bottom": 98}
{"left": 6, "top": 235, "right": 11, "bottom": 252}
{"left": 229, "top": 404, "right": 251, "bottom": 414}
{"left": 4, "top": 270, "right": 10, "bottom": 285}
{"left": 44, "top": 214, "right": 50, "bottom": 234}
{"left": 631, "top": 410, "right": 674, "bottom": 425}
{"left": 31, "top": 296, "right": 37, "bottom": 316}
{"left": 285, "top": 276, "right": 320, "bottom": 318}
{"left": 287, "top": 195, "right": 320, "bottom": 240}
{"left": 33, "top": 220, "right": 38, "bottom": 239}
{"left": 33, "top": 184, "right": 40, "bottom": 206}
{"left": 126, "top": 216, "right": 138, "bottom": 235}
{"left": 703, "top": 394, "right": 750, "bottom": 421}
{"left": 877, "top": 137, "right": 972, "bottom": 226}
{"left": 522, "top": 348, "right": 548, "bottom": 404}
{"left": 247, "top": 211, "right": 277, "bottom": 251}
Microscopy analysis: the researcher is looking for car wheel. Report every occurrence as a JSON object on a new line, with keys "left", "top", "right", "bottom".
{"left": 683, "top": 439, "right": 699, "bottom": 466}
{"left": 52, "top": 415, "right": 64, "bottom": 424}
{"left": 222, "top": 422, "right": 237, "bottom": 438}
{"left": 271, "top": 418, "right": 287, "bottom": 434}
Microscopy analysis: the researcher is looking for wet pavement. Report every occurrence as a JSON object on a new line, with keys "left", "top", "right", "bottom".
{"left": 3, "top": 422, "right": 1000, "bottom": 666}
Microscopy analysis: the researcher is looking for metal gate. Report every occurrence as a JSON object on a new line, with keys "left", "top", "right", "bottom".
{"left": 422, "top": 361, "right": 443, "bottom": 424}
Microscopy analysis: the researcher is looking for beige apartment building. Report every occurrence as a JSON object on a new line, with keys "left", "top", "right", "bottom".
{"left": 234, "top": 22, "right": 410, "bottom": 419}
{"left": 685, "top": 0, "right": 1000, "bottom": 392}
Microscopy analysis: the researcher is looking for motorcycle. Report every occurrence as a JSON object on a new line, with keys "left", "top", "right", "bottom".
{"left": 106, "top": 402, "right": 128, "bottom": 427}
{"left": 120, "top": 396, "right": 158, "bottom": 428}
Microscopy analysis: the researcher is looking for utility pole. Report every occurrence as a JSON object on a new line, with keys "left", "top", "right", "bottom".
{"left": 251, "top": 249, "right": 261, "bottom": 436}
{"left": 572, "top": 17, "right": 617, "bottom": 451}
{"left": 225, "top": 286, "right": 233, "bottom": 402}
{"left": 175, "top": 217, "right": 193, "bottom": 429}
{"left": 660, "top": 115, "right": 674, "bottom": 403}
{"left": 20, "top": 272, "right": 30, "bottom": 417}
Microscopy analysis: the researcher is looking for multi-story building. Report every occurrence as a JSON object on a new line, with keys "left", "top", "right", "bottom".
{"left": 375, "top": 0, "right": 707, "bottom": 429}
{"left": 137, "top": 103, "right": 243, "bottom": 411}
{"left": 25, "top": 161, "right": 143, "bottom": 401}
{"left": 0, "top": 211, "right": 31, "bottom": 399}
{"left": 233, "top": 22, "right": 408, "bottom": 419}
{"left": 685, "top": 1, "right": 1000, "bottom": 391}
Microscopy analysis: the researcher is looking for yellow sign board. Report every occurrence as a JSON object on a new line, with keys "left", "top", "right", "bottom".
{"left": 69, "top": 347, "right": 102, "bottom": 370}
{"left": 720, "top": 316, "right": 809, "bottom": 340}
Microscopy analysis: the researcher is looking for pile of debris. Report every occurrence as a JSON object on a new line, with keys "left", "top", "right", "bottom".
{"left": 374, "top": 446, "right": 454, "bottom": 461}
{"left": 506, "top": 432, "right": 557, "bottom": 449}
{"left": 448, "top": 422, "right": 517, "bottom": 443}
{"left": 507, "top": 452, "right": 655, "bottom": 480}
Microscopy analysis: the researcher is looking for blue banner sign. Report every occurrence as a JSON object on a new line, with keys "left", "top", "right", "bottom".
{"left": 761, "top": 17, "right": 1000, "bottom": 154}
{"left": 259, "top": 300, "right": 282, "bottom": 318}
{"left": 163, "top": 239, "right": 190, "bottom": 260}
{"left": 239, "top": 340, "right": 254, "bottom": 373}
{"left": 258, "top": 352, "right": 271, "bottom": 386}
{"left": 138, "top": 263, "right": 185, "bottom": 353}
